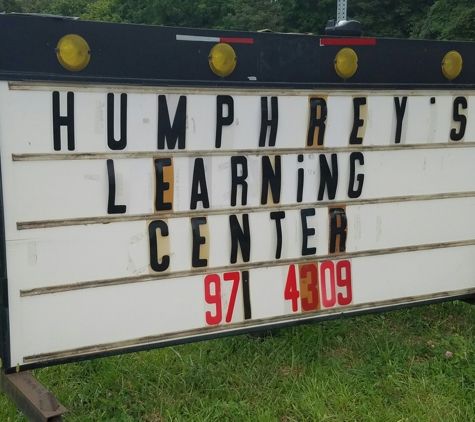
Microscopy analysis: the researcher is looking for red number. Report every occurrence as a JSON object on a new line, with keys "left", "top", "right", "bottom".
{"left": 205, "top": 272, "right": 242, "bottom": 325}
{"left": 284, "top": 265, "right": 299, "bottom": 312}
{"left": 224, "top": 272, "right": 240, "bottom": 323}
{"left": 300, "top": 264, "right": 319, "bottom": 311}
{"left": 204, "top": 274, "right": 222, "bottom": 325}
{"left": 336, "top": 260, "right": 352, "bottom": 306}
{"left": 320, "top": 261, "right": 336, "bottom": 308}
{"left": 285, "top": 261, "right": 352, "bottom": 311}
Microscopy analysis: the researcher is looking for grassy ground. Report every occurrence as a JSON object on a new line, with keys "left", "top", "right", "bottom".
{"left": 1, "top": 301, "right": 475, "bottom": 421}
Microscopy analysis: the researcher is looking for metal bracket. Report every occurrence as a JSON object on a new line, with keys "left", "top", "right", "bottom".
{"left": 0, "top": 370, "right": 68, "bottom": 422}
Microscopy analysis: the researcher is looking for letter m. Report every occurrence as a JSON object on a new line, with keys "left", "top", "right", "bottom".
{"left": 158, "top": 95, "right": 187, "bottom": 150}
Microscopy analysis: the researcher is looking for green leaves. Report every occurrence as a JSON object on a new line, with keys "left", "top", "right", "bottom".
{"left": 1, "top": 0, "right": 474, "bottom": 41}
{"left": 349, "top": 0, "right": 434, "bottom": 38}
{"left": 412, "top": 0, "right": 475, "bottom": 40}
{"left": 220, "top": 0, "right": 284, "bottom": 32}
{"left": 81, "top": 0, "right": 122, "bottom": 22}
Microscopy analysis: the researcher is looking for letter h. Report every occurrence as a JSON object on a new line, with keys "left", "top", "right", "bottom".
{"left": 52, "top": 91, "right": 75, "bottom": 151}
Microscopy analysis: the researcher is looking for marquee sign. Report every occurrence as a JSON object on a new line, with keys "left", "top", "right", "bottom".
{"left": 1, "top": 81, "right": 475, "bottom": 370}
{"left": 0, "top": 14, "right": 474, "bottom": 378}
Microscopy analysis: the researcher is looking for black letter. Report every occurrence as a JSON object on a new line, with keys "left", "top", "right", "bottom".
{"left": 215, "top": 95, "right": 234, "bottom": 148}
{"left": 190, "top": 158, "right": 210, "bottom": 210}
{"left": 307, "top": 97, "right": 327, "bottom": 147}
{"left": 231, "top": 156, "right": 248, "bottom": 206}
{"left": 270, "top": 211, "right": 285, "bottom": 259}
{"left": 154, "top": 158, "right": 172, "bottom": 211}
{"left": 329, "top": 208, "right": 347, "bottom": 253}
{"left": 158, "top": 95, "right": 187, "bottom": 150}
{"left": 107, "top": 159, "right": 126, "bottom": 214}
{"left": 259, "top": 97, "right": 278, "bottom": 147}
{"left": 107, "top": 93, "right": 127, "bottom": 150}
{"left": 52, "top": 91, "right": 75, "bottom": 151}
{"left": 348, "top": 152, "right": 364, "bottom": 198}
{"left": 229, "top": 214, "right": 251, "bottom": 264}
{"left": 191, "top": 217, "right": 208, "bottom": 268}
{"left": 451, "top": 96, "right": 468, "bottom": 141}
{"left": 349, "top": 97, "right": 366, "bottom": 145}
{"left": 394, "top": 96, "right": 407, "bottom": 144}
{"left": 261, "top": 156, "right": 281, "bottom": 205}
{"left": 318, "top": 154, "right": 338, "bottom": 201}
{"left": 242, "top": 271, "right": 252, "bottom": 320}
{"left": 149, "top": 220, "right": 170, "bottom": 272}
{"left": 297, "top": 154, "right": 304, "bottom": 203}
{"left": 301, "top": 208, "right": 316, "bottom": 256}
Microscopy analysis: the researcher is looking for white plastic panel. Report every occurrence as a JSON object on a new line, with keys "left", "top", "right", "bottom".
{"left": 1, "top": 82, "right": 475, "bottom": 368}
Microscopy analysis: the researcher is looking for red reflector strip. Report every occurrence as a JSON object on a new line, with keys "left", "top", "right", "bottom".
{"left": 176, "top": 35, "right": 254, "bottom": 44}
{"left": 320, "top": 38, "right": 376, "bottom": 46}
{"left": 220, "top": 37, "right": 254, "bottom": 44}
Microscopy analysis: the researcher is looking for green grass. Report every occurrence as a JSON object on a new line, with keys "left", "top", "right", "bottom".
{"left": 2, "top": 301, "right": 475, "bottom": 421}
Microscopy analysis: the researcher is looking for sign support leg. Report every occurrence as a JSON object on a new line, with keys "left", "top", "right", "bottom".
{"left": 0, "top": 370, "right": 68, "bottom": 422}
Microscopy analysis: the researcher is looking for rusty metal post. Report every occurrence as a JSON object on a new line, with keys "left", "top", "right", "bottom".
{"left": 0, "top": 370, "right": 68, "bottom": 422}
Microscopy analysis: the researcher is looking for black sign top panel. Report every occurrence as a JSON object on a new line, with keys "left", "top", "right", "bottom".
{"left": 0, "top": 13, "right": 474, "bottom": 89}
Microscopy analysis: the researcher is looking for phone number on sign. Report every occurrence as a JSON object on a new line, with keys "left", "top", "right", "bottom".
{"left": 203, "top": 260, "right": 353, "bottom": 326}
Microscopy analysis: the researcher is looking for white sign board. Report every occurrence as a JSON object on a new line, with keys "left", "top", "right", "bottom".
{"left": 1, "top": 81, "right": 475, "bottom": 368}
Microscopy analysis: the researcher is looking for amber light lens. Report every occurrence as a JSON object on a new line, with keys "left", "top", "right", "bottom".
{"left": 56, "top": 34, "right": 91, "bottom": 71}
{"left": 442, "top": 50, "right": 462, "bottom": 80}
{"left": 209, "top": 43, "right": 237, "bottom": 77}
{"left": 334, "top": 48, "right": 358, "bottom": 79}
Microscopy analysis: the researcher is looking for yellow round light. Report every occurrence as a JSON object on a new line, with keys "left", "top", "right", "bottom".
{"left": 442, "top": 50, "right": 462, "bottom": 80}
{"left": 56, "top": 34, "right": 91, "bottom": 72}
{"left": 334, "top": 48, "right": 358, "bottom": 79}
{"left": 209, "top": 43, "right": 237, "bottom": 77}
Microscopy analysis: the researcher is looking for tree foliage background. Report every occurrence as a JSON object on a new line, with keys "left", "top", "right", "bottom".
{"left": 1, "top": 0, "right": 474, "bottom": 40}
